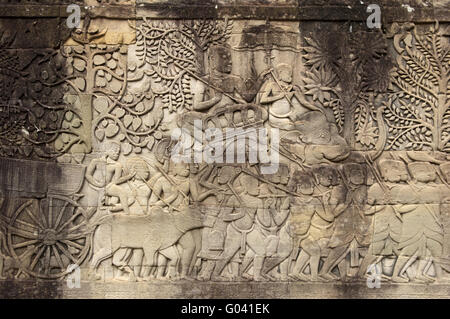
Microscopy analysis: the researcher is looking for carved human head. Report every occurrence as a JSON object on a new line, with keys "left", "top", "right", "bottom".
{"left": 217, "top": 166, "right": 236, "bottom": 185}
{"left": 343, "top": 163, "right": 366, "bottom": 186}
{"left": 408, "top": 162, "right": 436, "bottom": 183}
{"left": 106, "top": 141, "right": 121, "bottom": 161}
{"left": 126, "top": 157, "right": 150, "bottom": 181}
{"left": 210, "top": 44, "right": 232, "bottom": 74}
{"left": 314, "top": 165, "right": 339, "bottom": 187}
{"left": 239, "top": 174, "right": 259, "bottom": 196}
{"left": 379, "top": 159, "right": 409, "bottom": 183}
{"left": 276, "top": 63, "right": 292, "bottom": 84}
{"left": 294, "top": 172, "right": 314, "bottom": 195}
{"left": 266, "top": 163, "right": 289, "bottom": 185}
{"left": 173, "top": 162, "right": 190, "bottom": 178}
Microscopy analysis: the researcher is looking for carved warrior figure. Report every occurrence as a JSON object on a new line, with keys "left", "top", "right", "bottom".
{"left": 320, "top": 163, "right": 371, "bottom": 281}
{"left": 289, "top": 166, "right": 343, "bottom": 281}
{"left": 190, "top": 44, "right": 269, "bottom": 113}
{"left": 211, "top": 174, "right": 270, "bottom": 281}
{"left": 390, "top": 162, "right": 444, "bottom": 283}
{"left": 358, "top": 159, "right": 408, "bottom": 279}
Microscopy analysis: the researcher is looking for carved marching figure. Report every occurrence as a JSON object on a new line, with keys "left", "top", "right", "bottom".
{"left": 391, "top": 162, "right": 444, "bottom": 283}
{"left": 358, "top": 159, "right": 408, "bottom": 279}
{"left": 259, "top": 164, "right": 293, "bottom": 281}
{"left": 320, "top": 163, "right": 370, "bottom": 281}
{"left": 211, "top": 174, "right": 268, "bottom": 281}
{"left": 289, "top": 167, "right": 339, "bottom": 281}
{"left": 197, "top": 166, "right": 238, "bottom": 281}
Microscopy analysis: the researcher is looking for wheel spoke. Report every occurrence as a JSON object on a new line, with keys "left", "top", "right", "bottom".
{"left": 56, "top": 209, "right": 82, "bottom": 233}
{"left": 29, "top": 245, "right": 46, "bottom": 271}
{"left": 52, "top": 245, "right": 65, "bottom": 270}
{"left": 13, "top": 218, "right": 40, "bottom": 231}
{"left": 12, "top": 239, "right": 39, "bottom": 249}
{"left": 66, "top": 222, "right": 86, "bottom": 233}
{"left": 39, "top": 200, "right": 48, "bottom": 229}
{"left": 61, "top": 240, "right": 84, "bottom": 251}
{"left": 44, "top": 246, "right": 51, "bottom": 275}
{"left": 48, "top": 197, "right": 53, "bottom": 230}
{"left": 53, "top": 201, "right": 70, "bottom": 230}
{"left": 24, "top": 208, "right": 45, "bottom": 230}
{"left": 8, "top": 226, "right": 39, "bottom": 240}
{"left": 55, "top": 242, "right": 77, "bottom": 264}
{"left": 63, "top": 233, "right": 87, "bottom": 241}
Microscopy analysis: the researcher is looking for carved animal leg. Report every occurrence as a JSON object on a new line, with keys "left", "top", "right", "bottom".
{"left": 160, "top": 246, "right": 180, "bottom": 280}
{"left": 156, "top": 254, "right": 168, "bottom": 279}
{"left": 130, "top": 249, "right": 144, "bottom": 281}
{"left": 190, "top": 229, "right": 203, "bottom": 275}
{"left": 90, "top": 248, "right": 114, "bottom": 280}
{"left": 178, "top": 231, "right": 195, "bottom": 279}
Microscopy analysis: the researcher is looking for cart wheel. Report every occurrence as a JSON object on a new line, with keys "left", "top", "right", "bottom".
{"left": 7, "top": 195, "right": 92, "bottom": 279}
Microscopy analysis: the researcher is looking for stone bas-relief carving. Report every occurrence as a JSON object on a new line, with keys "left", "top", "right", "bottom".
{"left": 0, "top": 0, "right": 449, "bottom": 298}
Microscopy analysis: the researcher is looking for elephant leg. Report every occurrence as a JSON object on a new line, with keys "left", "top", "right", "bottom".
{"left": 178, "top": 231, "right": 196, "bottom": 279}
{"left": 190, "top": 229, "right": 203, "bottom": 275}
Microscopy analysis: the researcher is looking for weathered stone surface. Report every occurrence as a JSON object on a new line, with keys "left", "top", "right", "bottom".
{"left": 0, "top": 0, "right": 449, "bottom": 299}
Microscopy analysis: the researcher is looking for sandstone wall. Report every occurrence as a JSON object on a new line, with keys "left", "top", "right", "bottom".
{"left": 0, "top": 0, "right": 449, "bottom": 298}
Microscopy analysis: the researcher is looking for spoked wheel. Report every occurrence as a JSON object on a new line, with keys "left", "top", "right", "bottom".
{"left": 7, "top": 195, "right": 92, "bottom": 279}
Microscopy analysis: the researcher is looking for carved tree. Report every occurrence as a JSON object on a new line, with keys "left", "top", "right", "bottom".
{"left": 388, "top": 23, "right": 450, "bottom": 151}
{"left": 302, "top": 30, "right": 390, "bottom": 148}
{"left": 0, "top": 31, "right": 88, "bottom": 158}
{"left": 133, "top": 19, "right": 232, "bottom": 114}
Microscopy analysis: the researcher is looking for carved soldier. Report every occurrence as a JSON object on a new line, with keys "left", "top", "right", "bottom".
{"left": 259, "top": 63, "right": 306, "bottom": 131}
{"left": 320, "top": 163, "right": 370, "bottom": 281}
{"left": 149, "top": 162, "right": 215, "bottom": 279}
{"left": 358, "top": 159, "right": 408, "bottom": 279}
{"left": 212, "top": 174, "right": 268, "bottom": 281}
{"left": 290, "top": 166, "right": 342, "bottom": 281}
{"left": 391, "top": 162, "right": 444, "bottom": 283}
{"left": 197, "top": 166, "right": 238, "bottom": 281}
{"left": 260, "top": 164, "right": 293, "bottom": 281}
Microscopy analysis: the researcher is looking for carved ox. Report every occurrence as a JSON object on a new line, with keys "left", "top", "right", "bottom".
{"left": 90, "top": 207, "right": 203, "bottom": 280}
